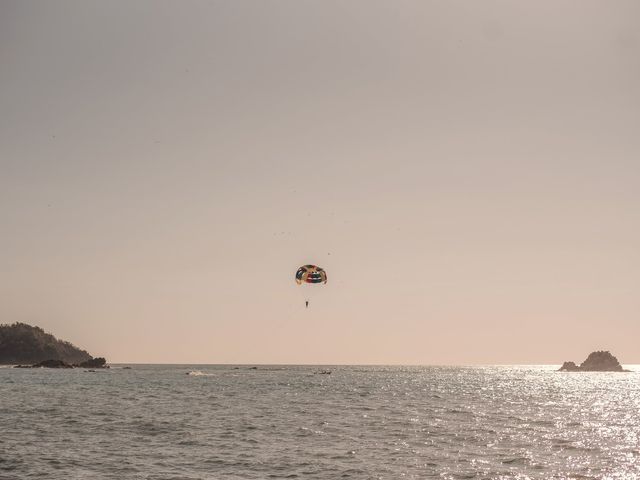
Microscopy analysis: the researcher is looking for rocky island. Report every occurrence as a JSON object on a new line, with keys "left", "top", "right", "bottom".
{"left": 0, "top": 322, "right": 108, "bottom": 368}
{"left": 559, "top": 351, "right": 629, "bottom": 372}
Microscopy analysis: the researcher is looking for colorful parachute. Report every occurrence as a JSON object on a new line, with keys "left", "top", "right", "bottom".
{"left": 295, "top": 265, "right": 327, "bottom": 285}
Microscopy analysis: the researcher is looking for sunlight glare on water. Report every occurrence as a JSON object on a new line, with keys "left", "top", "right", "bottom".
{"left": 1, "top": 365, "right": 639, "bottom": 479}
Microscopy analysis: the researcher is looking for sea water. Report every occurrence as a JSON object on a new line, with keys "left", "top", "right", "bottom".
{"left": 1, "top": 365, "right": 638, "bottom": 479}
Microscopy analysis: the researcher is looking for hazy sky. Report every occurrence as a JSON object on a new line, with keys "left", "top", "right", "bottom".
{"left": 1, "top": 1, "right": 639, "bottom": 364}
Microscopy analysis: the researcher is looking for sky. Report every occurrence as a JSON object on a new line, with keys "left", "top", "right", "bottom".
{"left": 1, "top": 1, "right": 639, "bottom": 364}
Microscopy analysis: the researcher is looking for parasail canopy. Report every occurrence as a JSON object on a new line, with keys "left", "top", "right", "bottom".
{"left": 295, "top": 265, "right": 327, "bottom": 285}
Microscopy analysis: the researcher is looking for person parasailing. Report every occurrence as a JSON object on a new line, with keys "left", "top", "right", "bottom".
{"left": 295, "top": 265, "right": 327, "bottom": 308}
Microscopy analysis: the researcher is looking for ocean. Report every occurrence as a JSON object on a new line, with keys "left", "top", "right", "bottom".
{"left": 1, "top": 365, "right": 638, "bottom": 479}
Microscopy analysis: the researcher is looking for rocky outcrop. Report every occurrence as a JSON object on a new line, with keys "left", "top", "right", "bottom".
{"left": 559, "top": 361, "right": 579, "bottom": 371}
{"left": 559, "top": 351, "right": 628, "bottom": 372}
{"left": 13, "top": 359, "right": 74, "bottom": 368}
{"left": 13, "top": 357, "right": 109, "bottom": 369}
{"left": 77, "top": 357, "right": 108, "bottom": 369}
{"left": 33, "top": 359, "right": 74, "bottom": 368}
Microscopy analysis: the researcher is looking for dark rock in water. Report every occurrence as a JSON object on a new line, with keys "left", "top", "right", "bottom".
{"left": 559, "top": 361, "right": 579, "bottom": 371}
{"left": 32, "top": 359, "right": 74, "bottom": 368}
{"left": 580, "top": 351, "right": 625, "bottom": 371}
{"left": 13, "top": 357, "right": 109, "bottom": 369}
{"left": 77, "top": 357, "right": 108, "bottom": 369}
{"left": 559, "top": 351, "right": 628, "bottom": 372}
{"left": 122, "top": 366, "right": 132, "bottom": 370}
{"left": 248, "top": 366, "right": 258, "bottom": 370}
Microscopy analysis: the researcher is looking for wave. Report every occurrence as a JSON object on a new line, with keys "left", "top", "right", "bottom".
{"left": 186, "top": 370, "right": 216, "bottom": 376}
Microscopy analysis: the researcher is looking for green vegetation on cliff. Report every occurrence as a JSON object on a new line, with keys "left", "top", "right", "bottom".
{"left": 0, "top": 323, "right": 92, "bottom": 365}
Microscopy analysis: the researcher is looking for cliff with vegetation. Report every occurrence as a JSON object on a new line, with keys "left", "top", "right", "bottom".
{"left": 0, "top": 323, "right": 93, "bottom": 365}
